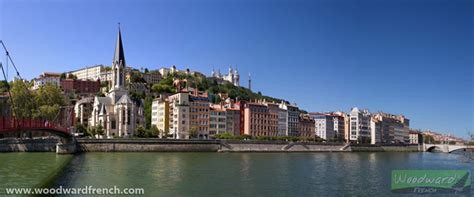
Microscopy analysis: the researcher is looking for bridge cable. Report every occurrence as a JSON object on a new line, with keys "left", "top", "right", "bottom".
{"left": 0, "top": 62, "right": 19, "bottom": 126}
{"left": 0, "top": 40, "right": 37, "bottom": 118}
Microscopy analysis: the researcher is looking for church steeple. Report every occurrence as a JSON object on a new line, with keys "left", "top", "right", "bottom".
{"left": 113, "top": 23, "right": 125, "bottom": 66}
{"left": 112, "top": 23, "right": 126, "bottom": 89}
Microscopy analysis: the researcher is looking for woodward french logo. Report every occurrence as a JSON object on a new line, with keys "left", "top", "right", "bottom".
{"left": 391, "top": 170, "right": 471, "bottom": 194}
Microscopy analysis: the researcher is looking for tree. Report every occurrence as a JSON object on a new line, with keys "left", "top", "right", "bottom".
{"left": 130, "top": 71, "right": 145, "bottom": 83}
{"left": 60, "top": 73, "right": 67, "bottom": 79}
{"left": 135, "top": 125, "right": 147, "bottom": 137}
{"left": 10, "top": 79, "right": 35, "bottom": 118}
{"left": 87, "top": 126, "right": 97, "bottom": 137}
{"left": 96, "top": 125, "right": 105, "bottom": 137}
{"left": 423, "top": 135, "right": 435, "bottom": 144}
{"left": 151, "top": 84, "right": 174, "bottom": 93}
{"left": 148, "top": 125, "right": 159, "bottom": 138}
{"left": 144, "top": 96, "right": 153, "bottom": 129}
{"left": 189, "top": 126, "right": 198, "bottom": 139}
{"left": 162, "top": 129, "right": 170, "bottom": 139}
{"left": 34, "top": 82, "right": 65, "bottom": 120}
{"left": 75, "top": 124, "right": 87, "bottom": 135}
{"left": 67, "top": 73, "right": 77, "bottom": 80}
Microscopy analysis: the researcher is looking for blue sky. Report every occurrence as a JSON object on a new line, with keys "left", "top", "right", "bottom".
{"left": 0, "top": 0, "right": 473, "bottom": 138}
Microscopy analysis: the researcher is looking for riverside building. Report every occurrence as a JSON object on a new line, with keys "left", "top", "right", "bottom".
{"left": 349, "top": 107, "right": 372, "bottom": 143}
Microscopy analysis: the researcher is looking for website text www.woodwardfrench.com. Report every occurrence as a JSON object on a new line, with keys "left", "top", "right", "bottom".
{"left": 4, "top": 185, "right": 144, "bottom": 195}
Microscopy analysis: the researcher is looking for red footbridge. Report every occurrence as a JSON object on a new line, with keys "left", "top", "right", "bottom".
{"left": 0, "top": 41, "right": 75, "bottom": 139}
{"left": 0, "top": 117, "right": 73, "bottom": 138}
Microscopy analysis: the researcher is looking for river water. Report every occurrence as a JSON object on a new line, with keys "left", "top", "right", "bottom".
{"left": 1, "top": 152, "right": 473, "bottom": 196}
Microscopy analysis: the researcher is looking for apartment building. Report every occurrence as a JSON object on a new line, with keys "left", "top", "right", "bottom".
{"left": 298, "top": 114, "right": 315, "bottom": 137}
{"left": 279, "top": 102, "right": 299, "bottom": 136}
{"left": 371, "top": 112, "right": 410, "bottom": 144}
{"left": 243, "top": 102, "right": 278, "bottom": 136}
{"left": 151, "top": 96, "right": 169, "bottom": 137}
{"left": 209, "top": 106, "right": 226, "bottom": 136}
{"left": 349, "top": 107, "right": 372, "bottom": 143}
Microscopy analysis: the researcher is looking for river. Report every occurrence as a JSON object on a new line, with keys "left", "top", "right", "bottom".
{"left": 1, "top": 152, "right": 473, "bottom": 196}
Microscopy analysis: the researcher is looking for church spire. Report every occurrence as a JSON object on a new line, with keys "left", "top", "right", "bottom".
{"left": 111, "top": 23, "right": 126, "bottom": 89}
{"left": 113, "top": 23, "right": 125, "bottom": 66}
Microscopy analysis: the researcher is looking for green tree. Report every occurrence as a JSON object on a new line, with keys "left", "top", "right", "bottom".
{"left": 423, "top": 135, "right": 435, "bottom": 144}
{"left": 34, "top": 82, "right": 65, "bottom": 120}
{"left": 189, "top": 126, "right": 198, "bottom": 139}
{"left": 147, "top": 125, "right": 159, "bottom": 138}
{"left": 87, "top": 126, "right": 97, "bottom": 137}
{"left": 96, "top": 125, "right": 105, "bottom": 136}
{"left": 9, "top": 79, "right": 35, "bottom": 118}
{"left": 135, "top": 125, "right": 147, "bottom": 137}
{"left": 143, "top": 96, "right": 153, "bottom": 129}
{"left": 67, "top": 73, "right": 77, "bottom": 80}
{"left": 151, "top": 84, "right": 175, "bottom": 93}
{"left": 75, "top": 123, "right": 87, "bottom": 135}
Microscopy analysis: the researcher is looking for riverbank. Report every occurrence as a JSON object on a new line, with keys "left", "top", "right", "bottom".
{"left": 0, "top": 138, "right": 421, "bottom": 153}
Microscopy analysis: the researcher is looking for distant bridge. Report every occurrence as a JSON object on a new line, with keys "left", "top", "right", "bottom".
{"left": 423, "top": 144, "right": 474, "bottom": 153}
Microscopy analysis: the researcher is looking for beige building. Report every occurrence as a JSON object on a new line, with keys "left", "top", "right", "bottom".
{"left": 143, "top": 71, "right": 162, "bottom": 84}
{"left": 70, "top": 65, "right": 104, "bottom": 81}
{"left": 370, "top": 112, "right": 410, "bottom": 144}
{"left": 168, "top": 92, "right": 190, "bottom": 139}
{"left": 151, "top": 96, "right": 169, "bottom": 137}
{"left": 167, "top": 91, "right": 209, "bottom": 139}
{"left": 209, "top": 106, "right": 226, "bottom": 136}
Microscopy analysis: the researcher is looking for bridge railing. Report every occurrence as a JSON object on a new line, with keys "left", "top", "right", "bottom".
{"left": 0, "top": 116, "right": 69, "bottom": 133}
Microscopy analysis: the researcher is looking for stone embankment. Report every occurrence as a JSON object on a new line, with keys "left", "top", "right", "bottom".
{"left": 0, "top": 138, "right": 421, "bottom": 153}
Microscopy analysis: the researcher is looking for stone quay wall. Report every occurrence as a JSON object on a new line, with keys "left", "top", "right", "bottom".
{"left": 220, "top": 140, "right": 346, "bottom": 152}
{"left": 0, "top": 138, "right": 421, "bottom": 153}
{"left": 0, "top": 138, "right": 58, "bottom": 152}
{"left": 76, "top": 139, "right": 221, "bottom": 152}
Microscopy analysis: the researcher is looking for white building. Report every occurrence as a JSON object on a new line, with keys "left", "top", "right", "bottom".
{"left": 211, "top": 67, "right": 240, "bottom": 86}
{"left": 159, "top": 65, "right": 200, "bottom": 77}
{"left": 349, "top": 107, "right": 371, "bottom": 143}
{"left": 33, "top": 72, "right": 61, "bottom": 89}
{"left": 311, "top": 113, "right": 335, "bottom": 140}
{"left": 277, "top": 107, "right": 288, "bottom": 136}
{"left": 87, "top": 27, "right": 144, "bottom": 138}
{"left": 279, "top": 102, "right": 299, "bottom": 136}
{"left": 70, "top": 65, "right": 104, "bottom": 81}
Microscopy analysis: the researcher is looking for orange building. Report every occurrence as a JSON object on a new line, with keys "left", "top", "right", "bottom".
{"left": 243, "top": 101, "right": 278, "bottom": 137}
{"left": 189, "top": 92, "right": 210, "bottom": 139}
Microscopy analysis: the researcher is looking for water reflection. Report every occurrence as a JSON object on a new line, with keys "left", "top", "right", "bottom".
{"left": 49, "top": 153, "right": 474, "bottom": 196}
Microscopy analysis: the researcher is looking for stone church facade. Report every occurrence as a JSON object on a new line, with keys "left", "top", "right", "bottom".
{"left": 87, "top": 27, "right": 144, "bottom": 137}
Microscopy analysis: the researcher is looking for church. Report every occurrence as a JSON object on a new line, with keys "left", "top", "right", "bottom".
{"left": 211, "top": 67, "right": 240, "bottom": 86}
{"left": 87, "top": 26, "right": 144, "bottom": 137}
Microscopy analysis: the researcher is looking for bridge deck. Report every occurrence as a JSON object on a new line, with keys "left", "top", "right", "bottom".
{"left": 0, "top": 117, "right": 70, "bottom": 136}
